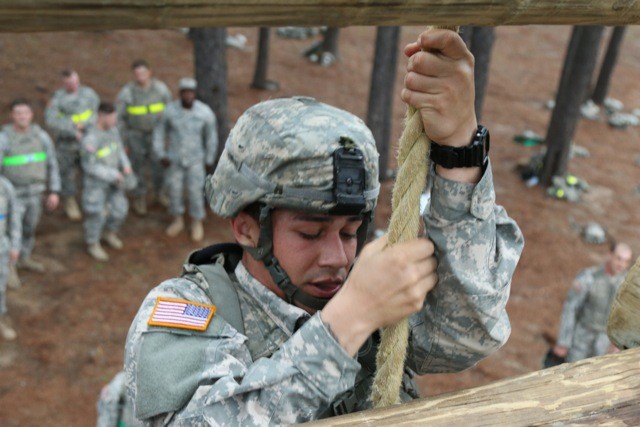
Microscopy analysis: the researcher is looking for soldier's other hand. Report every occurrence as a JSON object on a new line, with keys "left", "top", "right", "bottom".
{"left": 321, "top": 235, "right": 438, "bottom": 355}
{"left": 46, "top": 193, "right": 59, "bottom": 211}
{"left": 160, "top": 158, "right": 171, "bottom": 168}
{"left": 9, "top": 250, "right": 19, "bottom": 264}
{"left": 401, "top": 28, "right": 477, "bottom": 148}
{"left": 123, "top": 166, "right": 133, "bottom": 175}
{"left": 552, "top": 345, "right": 568, "bottom": 358}
{"left": 114, "top": 173, "right": 124, "bottom": 186}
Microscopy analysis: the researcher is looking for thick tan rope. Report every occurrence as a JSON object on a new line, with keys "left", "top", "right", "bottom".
{"left": 371, "top": 26, "right": 459, "bottom": 408}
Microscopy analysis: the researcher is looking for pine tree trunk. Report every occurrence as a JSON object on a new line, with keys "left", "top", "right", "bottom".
{"left": 469, "top": 27, "right": 495, "bottom": 122}
{"left": 591, "top": 26, "right": 627, "bottom": 105}
{"left": 541, "top": 26, "right": 605, "bottom": 186}
{"left": 366, "top": 26, "right": 400, "bottom": 181}
{"left": 191, "top": 27, "right": 230, "bottom": 164}
{"left": 251, "top": 27, "right": 279, "bottom": 91}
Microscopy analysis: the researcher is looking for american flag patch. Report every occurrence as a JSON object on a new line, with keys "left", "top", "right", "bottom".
{"left": 147, "top": 297, "right": 216, "bottom": 331}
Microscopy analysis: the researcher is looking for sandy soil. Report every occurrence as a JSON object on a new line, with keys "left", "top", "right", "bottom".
{"left": 0, "top": 25, "right": 639, "bottom": 425}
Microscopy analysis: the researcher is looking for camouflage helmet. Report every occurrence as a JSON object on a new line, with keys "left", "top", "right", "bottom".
{"left": 205, "top": 96, "right": 380, "bottom": 218}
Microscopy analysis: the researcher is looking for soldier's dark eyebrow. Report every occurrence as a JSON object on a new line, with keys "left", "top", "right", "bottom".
{"left": 293, "top": 214, "right": 361, "bottom": 223}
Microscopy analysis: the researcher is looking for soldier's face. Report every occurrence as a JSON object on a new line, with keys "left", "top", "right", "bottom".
{"left": 133, "top": 66, "right": 151, "bottom": 86}
{"left": 270, "top": 210, "right": 361, "bottom": 311}
{"left": 607, "top": 246, "right": 632, "bottom": 276}
{"left": 63, "top": 73, "right": 80, "bottom": 93}
{"left": 11, "top": 104, "right": 33, "bottom": 130}
{"left": 100, "top": 112, "right": 118, "bottom": 129}
{"left": 180, "top": 90, "right": 196, "bottom": 108}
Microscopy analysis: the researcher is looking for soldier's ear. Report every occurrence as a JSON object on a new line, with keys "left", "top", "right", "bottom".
{"left": 231, "top": 211, "right": 260, "bottom": 248}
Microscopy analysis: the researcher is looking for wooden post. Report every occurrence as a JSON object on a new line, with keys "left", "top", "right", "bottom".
{"left": 2, "top": 1, "right": 640, "bottom": 32}
{"left": 307, "top": 348, "right": 640, "bottom": 426}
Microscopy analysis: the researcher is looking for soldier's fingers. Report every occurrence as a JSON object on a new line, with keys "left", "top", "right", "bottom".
{"left": 418, "top": 29, "right": 470, "bottom": 61}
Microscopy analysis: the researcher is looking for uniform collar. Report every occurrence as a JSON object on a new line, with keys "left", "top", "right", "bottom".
{"left": 234, "top": 261, "right": 310, "bottom": 336}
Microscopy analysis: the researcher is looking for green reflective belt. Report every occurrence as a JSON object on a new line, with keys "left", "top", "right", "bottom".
{"left": 71, "top": 109, "right": 93, "bottom": 124}
{"left": 3, "top": 151, "right": 47, "bottom": 166}
{"left": 127, "top": 102, "right": 165, "bottom": 115}
{"left": 96, "top": 143, "right": 117, "bottom": 158}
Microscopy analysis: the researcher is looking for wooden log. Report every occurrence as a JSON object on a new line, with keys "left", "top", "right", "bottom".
{"left": 307, "top": 347, "right": 640, "bottom": 426}
{"left": 1, "top": 1, "right": 640, "bottom": 33}
{"left": 608, "top": 255, "right": 640, "bottom": 351}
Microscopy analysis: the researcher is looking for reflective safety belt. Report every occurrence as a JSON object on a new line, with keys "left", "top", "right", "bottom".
{"left": 126, "top": 102, "right": 165, "bottom": 115}
{"left": 96, "top": 142, "right": 118, "bottom": 158}
{"left": 2, "top": 151, "right": 47, "bottom": 166}
{"left": 71, "top": 109, "right": 93, "bottom": 124}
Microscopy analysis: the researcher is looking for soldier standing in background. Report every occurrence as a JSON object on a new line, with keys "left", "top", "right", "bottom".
{"left": 116, "top": 60, "right": 172, "bottom": 216}
{"left": 45, "top": 69, "right": 100, "bottom": 221}
{"left": 0, "top": 99, "right": 60, "bottom": 280}
{"left": 0, "top": 176, "right": 21, "bottom": 340}
{"left": 552, "top": 242, "right": 633, "bottom": 362}
{"left": 80, "top": 103, "right": 132, "bottom": 262}
{"left": 153, "top": 78, "right": 217, "bottom": 242}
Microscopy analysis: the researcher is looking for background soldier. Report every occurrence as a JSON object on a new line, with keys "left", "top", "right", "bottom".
{"left": 96, "top": 371, "right": 143, "bottom": 427}
{"left": 80, "top": 103, "right": 132, "bottom": 261}
{"left": 552, "top": 242, "right": 633, "bottom": 362}
{"left": 45, "top": 69, "right": 100, "bottom": 221}
{"left": 153, "top": 77, "right": 217, "bottom": 242}
{"left": 116, "top": 59, "right": 172, "bottom": 216}
{"left": 0, "top": 176, "right": 22, "bottom": 340}
{"left": 0, "top": 98, "right": 60, "bottom": 278}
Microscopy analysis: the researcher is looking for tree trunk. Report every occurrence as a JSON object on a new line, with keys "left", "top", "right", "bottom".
{"left": 591, "top": 26, "right": 627, "bottom": 105}
{"left": 251, "top": 27, "right": 280, "bottom": 91}
{"left": 191, "top": 27, "right": 230, "bottom": 164}
{"left": 461, "top": 26, "right": 495, "bottom": 122}
{"left": 366, "top": 26, "right": 400, "bottom": 182}
{"left": 541, "top": 26, "right": 605, "bottom": 186}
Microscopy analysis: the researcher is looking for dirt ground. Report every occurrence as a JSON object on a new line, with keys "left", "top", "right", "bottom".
{"left": 0, "top": 25, "right": 639, "bottom": 426}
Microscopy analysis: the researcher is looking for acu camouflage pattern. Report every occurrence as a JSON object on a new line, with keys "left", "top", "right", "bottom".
{"left": 117, "top": 79, "right": 172, "bottom": 197}
{"left": 125, "top": 159, "right": 523, "bottom": 425}
{"left": 557, "top": 264, "right": 626, "bottom": 362}
{"left": 80, "top": 126, "right": 131, "bottom": 244}
{"left": 0, "top": 176, "right": 21, "bottom": 316}
{"left": 0, "top": 124, "right": 61, "bottom": 258}
{"left": 206, "top": 97, "right": 379, "bottom": 218}
{"left": 153, "top": 99, "right": 218, "bottom": 220}
{"left": 97, "top": 371, "right": 143, "bottom": 427}
{"left": 45, "top": 85, "right": 100, "bottom": 197}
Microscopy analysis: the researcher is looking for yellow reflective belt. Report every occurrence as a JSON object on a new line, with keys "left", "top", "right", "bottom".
{"left": 148, "top": 102, "right": 165, "bottom": 113}
{"left": 126, "top": 103, "right": 165, "bottom": 115}
{"left": 71, "top": 109, "right": 93, "bottom": 124}
{"left": 96, "top": 142, "right": 117, "bottom": 158}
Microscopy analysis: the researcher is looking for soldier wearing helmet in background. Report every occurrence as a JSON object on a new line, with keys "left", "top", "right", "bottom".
{"left": 45, "top": 69, "right": 100, "bottom": 221}
{"left": 80, "top": 102, "right": 133, "bottom": 261}
{"left": 116, "top": 60, "right": 172, "bottom": 216}
{"left": 551, "top": 241, "right": 632, "bottom": 363}
{"left": 125, "top": 29, "right": 523, "bottom": 424}
{"left": 0, "top": 98, "right": 60, "bottom": 280}
{"left": 152, "top": 77, "right": 218, "bottom": 242}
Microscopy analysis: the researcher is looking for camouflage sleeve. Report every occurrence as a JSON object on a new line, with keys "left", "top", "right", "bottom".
{"left": 203, "top": 107, "right": 218, "bottom": 166}
{"left": 159, "top": 81, "right": 173, "bottom": 105}
{"left": 45, "top": 92, "right": 76, "bottom": 138}
{"left": 96, "top": 371, "right": 126, "bottom": 427}
{"left": 3, "top": 178, "right": 22, "bottom": 252}
{"left": 0, "top": 131, "right": 7, "bottom": 172}
{"left": 116, "top": 85, "right": 132, "bottom": 138}
{"left": 126, "top": 279, "right": 360, "bottom": 426}
{"left": 39, "top": 129, "right": 62, "bottom": 193}
{"left": 80, "top": 134, "right": 120, "bottom": 183}
{"left": 116, "top": 132, "right": 132, "bottom": 171}
{"left": 86, "top": 87, "right": 101, "bottom": 129}
{"left": 152, "top": 108, "right": 169, "bottom": 161}
{"left": 556, "top": 268, "right": 593, "bottom": 348}
{"left": 407, "top": 161, "right": 524, "bottom": 373}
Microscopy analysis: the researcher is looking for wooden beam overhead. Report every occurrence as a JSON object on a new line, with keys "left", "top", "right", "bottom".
{"left": 1, "top": 1, "right": 640, "bottom": 33}
{"left": 307, "top": 348, "right": 640, "bottom": 426}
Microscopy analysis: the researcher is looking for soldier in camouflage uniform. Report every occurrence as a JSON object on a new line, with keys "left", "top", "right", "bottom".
{"left": 0, "top": 176, "right": 21, "bottom": 340}
{"left": 153, "top": 78, "right": 218, "bottom": 242}
{"left": 125, "top": 30, "right": 524, "bottom": 425}
{"left": 552, "top": 242, "right": 632, "bottom": 362}
{"left": 45, "top": 69, "right": 100, "bottom": 221}
{"left": 80, "top": 103, "right": 132, "bottom": 262}
{"left": 97, "top": 371, "right": 143, "bottom": 427}
{"left": 117, "top": 60, "right": 172, "bottom": 216}
{"left": 0, "top": 99, "right": 61, "bottom": 278}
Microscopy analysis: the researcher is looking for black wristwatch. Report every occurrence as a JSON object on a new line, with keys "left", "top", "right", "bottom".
{"left": 429, "top": 125, "right": 490, "bottom": 169}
